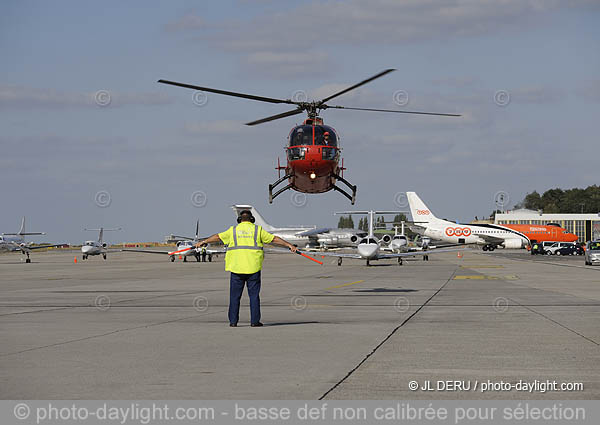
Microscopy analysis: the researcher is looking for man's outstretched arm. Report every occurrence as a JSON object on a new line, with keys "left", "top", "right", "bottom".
{"left": 270, "top": 236, "right": 297, "bottom": 253}
{"left": 195, "top": 234, "right": 221, "bottom": 248}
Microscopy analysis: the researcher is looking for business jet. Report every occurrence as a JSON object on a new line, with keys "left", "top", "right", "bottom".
{"left": 407, "top": 192, "right": 529, "bottom": 251}
{"left": 318, "top": 211, "right": 467, "bottom": 266}
{"left": 81, "top": 227, "right": 121, "bottom": 260}
{"left": 0, "top": 217, "right": 67, "bottom": 263}
{"left": 123, "top": 220, "right": 225, "bottom": 262}
{"left": 232, "top": 205, "right": 365, "bottom": 249}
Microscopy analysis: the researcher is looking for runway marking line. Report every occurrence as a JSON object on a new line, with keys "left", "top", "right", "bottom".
{"left": 459, "top": 265, "right": 504, "bottom": 268}
{"left": 326, "top": 280, "right": 364, "bottom": 290}
{"left": 454, "top": 275, "right": 518, "bottom": 280}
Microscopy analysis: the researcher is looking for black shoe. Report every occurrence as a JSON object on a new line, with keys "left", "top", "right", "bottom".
{"left": 229, "top": 323, "right": 237, "bottom": 327}
{"left": 251, "top": 322, "right": 263, "bottom": 327}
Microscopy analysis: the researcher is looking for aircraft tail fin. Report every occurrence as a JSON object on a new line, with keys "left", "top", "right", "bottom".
{"left": 231, "top": 205, "right": 274, "bottom": 231}
{"left": 9, "top": 216, "right": 45, "bottom": 236}
{"left": 406, "top": 192, "right": 439, "bottom": 224}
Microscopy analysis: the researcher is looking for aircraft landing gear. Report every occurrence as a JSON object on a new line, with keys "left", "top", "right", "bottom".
{"left": 183, "top": 256, "right": 187, "bottom": 262}
{"left": 170, "top": 256, "right": 175, "bottom": 262}
{"left": 398, "top": 258, "right": 403, "bottom": 266}
{"left": 366, "top": 259, "right": 370, "bottom": 266}
{"left": 423, "top": 254, "right": 429, "bottom": 261}
{"left": 337, "top": 257, "right": 342, "bottom": 266}
{"left": 482, "top": 244, "right": 496, "bottom": 252}
{"left": 268, "top": 174, "right": 292, "bottom": 203}
{"left": 102, "top": 253, "right": 107, "bottom": 260}
{"left": 332, "top": 173, "right": 357, "bottom": 205}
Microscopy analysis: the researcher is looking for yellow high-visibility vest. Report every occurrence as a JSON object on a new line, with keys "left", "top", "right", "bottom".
{"left": 219, "top": 223, "right": 273, "bottom": 274}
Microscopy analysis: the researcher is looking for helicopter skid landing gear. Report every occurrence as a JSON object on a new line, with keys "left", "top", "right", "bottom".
{"left": 332, "top": 174, "right": 357, "bottom": 205}
{"left": 268, "top": 174, "right": 292, "bottom": 203}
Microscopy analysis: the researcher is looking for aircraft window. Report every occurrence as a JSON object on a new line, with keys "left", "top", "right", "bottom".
{"left": 289, "top": 126, "right": 313, "bottom": 146}
{"left": 288, "top": 147, "right": 307, "bottom": 161}
{"left": 315, "top": 126, "right": 338, "bottom": 147}
{"left": 360, "top": 238, "right": 367, "bottom": 244}
{"left": 367, "top": 238, "right": 377, "bottom": 244}
{"left": 322, "top": 147, "right": 338, "bottom": 161}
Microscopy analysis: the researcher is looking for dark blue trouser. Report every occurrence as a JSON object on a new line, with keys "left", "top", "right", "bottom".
{"left": 229, "top": 271, "right": 261, "bottom": 325}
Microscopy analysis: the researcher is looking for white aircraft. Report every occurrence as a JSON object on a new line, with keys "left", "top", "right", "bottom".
{"left": 384, "top": 223, "right": 408, "bottom": 252}
{"left": 406, "top": 192, "right": 529, "bottom": 251}
{"left": 81, "top": 227, "right": 121, "bottom": 260}
{"left": 0, "top": 217, "right": 66, "bottom": 263}
{"left": 319, "top": 211, "right": 466, "bottom": 266}
{"left": 123, "top": 220, "right": 225, "bottom": 262}
{"left": 232, "top": 205, "right": 364, "bottom": 249}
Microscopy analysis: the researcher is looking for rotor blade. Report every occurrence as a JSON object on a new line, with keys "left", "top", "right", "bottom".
{"left": 158, "top": 80, "right": 297, "bottom": 105}
{"left": 246, "top": 108, "right": 305, "bottom": 126}
{"left": 327, "top": 105, "right": 461, "bottom": 117}
{"left": 319, "top": 69, "right": 396, "bottom": 103}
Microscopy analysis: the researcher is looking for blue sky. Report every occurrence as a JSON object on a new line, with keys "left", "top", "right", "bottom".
{"left": 1, "top": 0, "right": 599, "bottom": 243}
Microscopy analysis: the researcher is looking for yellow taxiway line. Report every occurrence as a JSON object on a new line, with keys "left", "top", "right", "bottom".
{"left": 326, "top": 280, "right": 364, "bottom": 290}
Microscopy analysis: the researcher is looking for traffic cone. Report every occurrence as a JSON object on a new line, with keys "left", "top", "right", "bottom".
{"left": 457, "top": 252, "right": 463, "bottom": 259}
{"left": 74, "top": 257, "right": 77, "bottom": 263}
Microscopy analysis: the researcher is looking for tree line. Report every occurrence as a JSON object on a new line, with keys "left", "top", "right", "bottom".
{"left": 515, "top": 185, "right": 600, "bottom": 214}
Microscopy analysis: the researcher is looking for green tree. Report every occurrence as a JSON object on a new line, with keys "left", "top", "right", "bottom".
{"left": 337, "top": 215, "right": 355, "bottom": 229}
{"left": 518, "top": 185, "right": 600, "bottom": 213}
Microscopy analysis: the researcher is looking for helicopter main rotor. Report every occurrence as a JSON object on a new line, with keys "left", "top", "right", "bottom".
{"left": 158, "top": 68, "right": 460, "bottom": 126}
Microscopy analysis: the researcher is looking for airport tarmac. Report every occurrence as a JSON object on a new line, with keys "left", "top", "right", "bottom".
{"left": 1, "top": 249, "right": 599, "bottom": 400}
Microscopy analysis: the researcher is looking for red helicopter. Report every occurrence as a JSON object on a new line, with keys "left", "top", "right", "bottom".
{"left": 158, "top": 69, "right": 459, "bottom": 204}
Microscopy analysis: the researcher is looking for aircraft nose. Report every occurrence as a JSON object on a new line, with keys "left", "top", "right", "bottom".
{"left": 358, "top": 244, "right": 377, "bottom": 258}
{"left": 81, "top": 246, "right": 92, "bottom": 253}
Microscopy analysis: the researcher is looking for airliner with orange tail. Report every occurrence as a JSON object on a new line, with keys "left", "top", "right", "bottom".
{"left": 406, "top": 192, "right": 577, "bottom": 252}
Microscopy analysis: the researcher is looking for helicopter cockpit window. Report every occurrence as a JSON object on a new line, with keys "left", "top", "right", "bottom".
{"left": 315, "top": 126, "right": 337, "bottom": 147}
{"left": 289, "top": 126, "right": 313, "bottom": 146}
{"left": 287, "top": 147, "right": 307, "bottom": 161}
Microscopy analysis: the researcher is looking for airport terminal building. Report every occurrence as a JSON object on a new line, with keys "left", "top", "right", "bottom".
{"left": 495, "top": 209, "right": 600, "bottom": 242}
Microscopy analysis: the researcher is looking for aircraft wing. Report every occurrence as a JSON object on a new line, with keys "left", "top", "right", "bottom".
{"left": 20, "top": 244, "right": 69, "bottom": 251}
{"left": 378, "top": 246, "right": 469, "bottom": 259}
{"left": 472, "top": 233, "right": 506, "bottom": 244}
{"left": 295, "top": 227, "right": 331, "bottom": 237}
{"left": 308, "top": 251, "right": 363, "bottom": 259}
{"left": 122, "top": 248, "right": 174, "bottom": 255}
